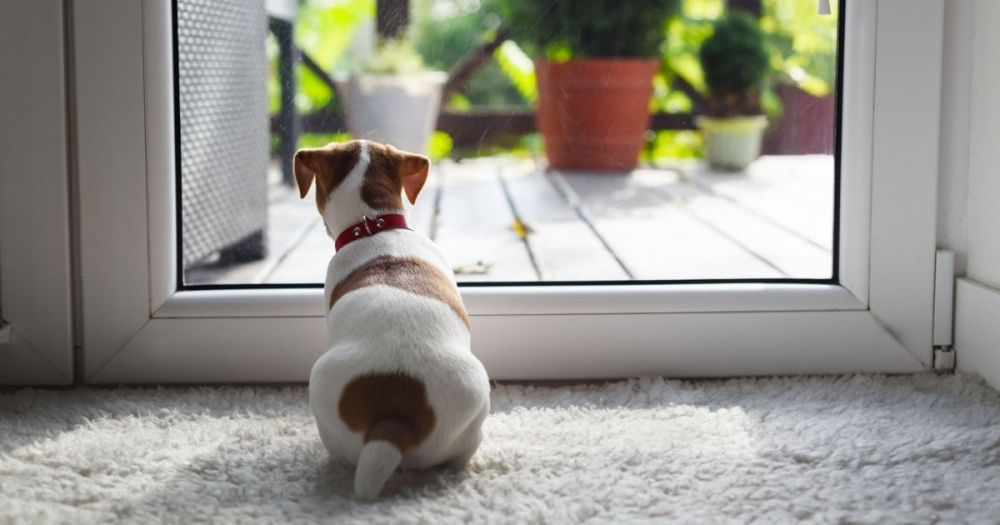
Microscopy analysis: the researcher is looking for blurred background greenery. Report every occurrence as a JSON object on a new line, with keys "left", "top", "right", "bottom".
{"left": 267, "top": 0, "right": 838, "bottom": 161}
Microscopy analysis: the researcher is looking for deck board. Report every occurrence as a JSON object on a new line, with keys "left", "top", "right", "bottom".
{"left": 434, "top": 160, "right": 538, "bottom": 282}
{"left": 638, "top": 164, "right": 833, "bottom": 279}
{"left": 554, "top": 169, "right": 785, "bottom": 280}
{"left": 500, "top": 163, "right": 629, "bottom": 281}
{"left": 688, "top": 159, "right": 834, "bottom": 250}
{"left": 263, "top": 219, "right": 331, "bottom": 283}
{"left": 681, "top": 198, "right": 832, "bottom": 278}
{"left": 198, "top": 155, "right": 835, "bottom": 285}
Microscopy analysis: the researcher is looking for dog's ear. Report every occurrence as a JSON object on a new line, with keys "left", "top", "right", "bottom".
{"left": 293, "top": 149, "right": 319, "bottom": 199}
{"left": 396, "top": 152, "right": 430, "bottom": 205}
{"left": 295, "top": 143, "right": 362, "bottom": 203}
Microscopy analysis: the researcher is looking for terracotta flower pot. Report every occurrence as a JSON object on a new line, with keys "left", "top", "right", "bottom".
{"left": 534, "top": 59, "right": 659, "bottom": 171}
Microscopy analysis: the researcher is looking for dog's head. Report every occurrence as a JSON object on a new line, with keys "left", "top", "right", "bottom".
{"left": 292, "top": 140, "right": 430, "bottom": 235}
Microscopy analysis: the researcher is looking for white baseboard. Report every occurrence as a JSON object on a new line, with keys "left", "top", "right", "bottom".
{"left": 956, "top": 278, "right": 1000, "bottom": 389}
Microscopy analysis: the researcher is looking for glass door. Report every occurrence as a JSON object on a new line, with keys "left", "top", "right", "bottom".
{"left": 182, "top": 0, "right": 840, "bottom": 287}
{"left": 73, "top": 0, "right": 944, "bottom": 383}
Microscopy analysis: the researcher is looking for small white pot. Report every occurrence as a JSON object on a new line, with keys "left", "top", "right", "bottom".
{"left": 335, "top": 72, "right": 447, "bottom": 155}
{"left": 695, "top": 115, "right": 769, "bottom": 171}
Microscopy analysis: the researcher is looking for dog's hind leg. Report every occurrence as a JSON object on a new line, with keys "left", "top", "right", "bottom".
{"left": 446, "top": 408, "right": 487, "bottom": 470}
{"left": 446, "top": 433, "right": 481, "bottom": 470}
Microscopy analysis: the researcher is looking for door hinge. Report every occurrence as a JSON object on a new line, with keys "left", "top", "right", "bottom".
{"left": 932, "top": 250, "right": 956, "bottom": 373}
{"left": 933, "top": 347, "right": 956, "bottom": 373}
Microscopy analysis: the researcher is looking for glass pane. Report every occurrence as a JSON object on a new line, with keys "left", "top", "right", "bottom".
{"left": 178, "top": 0, "right": 840, "bottom": 287}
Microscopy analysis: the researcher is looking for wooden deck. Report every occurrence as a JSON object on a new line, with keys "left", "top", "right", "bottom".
{"left": 185, "top": 155, "right": 834, "bottom": 285}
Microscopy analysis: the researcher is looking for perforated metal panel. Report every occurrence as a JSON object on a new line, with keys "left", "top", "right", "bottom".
{"left": 177, "top": 0, "right": 269, "bottom": 267}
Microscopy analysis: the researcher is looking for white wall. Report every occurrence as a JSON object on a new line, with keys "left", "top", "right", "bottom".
{"left": 941, "top": 0, "right": 1000, "bottom": 288}
{"left": 965, "top": 0, "right": 1000, "bottom": 289}
{"left": 946, "top": 0, "right": 1000, "bottom": 388}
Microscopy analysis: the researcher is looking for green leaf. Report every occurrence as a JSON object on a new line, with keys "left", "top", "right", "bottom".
{"left": 427, "top": 131, "right": 453, "bottom": 161}
{"left": 494, "top": 40, "right": 537, "bottom": 104}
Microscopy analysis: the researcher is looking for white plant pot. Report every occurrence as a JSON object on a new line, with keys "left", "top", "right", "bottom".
{"left": 335, "top": 72, "right": 447, "bottom": 155}
{"left": 695, "top": 115, "right": 769, "bottom": 171}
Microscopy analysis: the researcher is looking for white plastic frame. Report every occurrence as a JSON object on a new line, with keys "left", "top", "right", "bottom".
{"left": 74, "top": 0, "right": 943, "bottom": 383}
{"left": 0, "top": 1, "right": 75, "bottom": 385}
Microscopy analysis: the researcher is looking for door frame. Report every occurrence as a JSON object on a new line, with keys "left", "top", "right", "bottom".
{"left": 73, "top": 0, "right": 942, "bottom": 383}
{"left": 0, "top": 0, "right": 76, "bottom": 385}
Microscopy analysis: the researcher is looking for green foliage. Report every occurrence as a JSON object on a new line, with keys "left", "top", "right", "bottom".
{"left": 427, "top": 131, "right": 454, "bottom": 161}
{"left": 661, "top": 0, "right": 724, "bottom": 97}
{"left": 266, "top": 0, "right": 375, "bottom": 114}
{"left": 412, "top": 0, "right": 495, "bottom": 69}
{"left": 663, "top": 0, "right": 838, "bottom": 110}
{"left": 297, "top": 132, "right": 353, "bottom": 150}
{"left": 642, "top": 130, "right": 705, "bottom": 161}
{"left": 354, "top": 37, "right": 427, "bottom": 74}
{"left": 760, "top": 0, "right": 839, "bottom": 97}
{"left": 411, "top": 0, "right": 528, "bottom": 108}
{"left": 297, "top": 0, "right": 375, "bottom": 70}
{"left": 700, "top": 12, "right": 768, "bottom": 99}
{"left": 493, "top": 41, "right": 537, "bottom": 104}
{"left": 277, "top": 0, "right": 838, "bottom": 161}
{"left": 488, "top": 0, "right": 682, "bottom": 59}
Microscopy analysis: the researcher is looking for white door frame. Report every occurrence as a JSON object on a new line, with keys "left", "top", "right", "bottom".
{"left": 0, "top": 1, "right": 75, "bottom": 386}
{"left": 73, "top": 0, "right": 943, "bottom": 383}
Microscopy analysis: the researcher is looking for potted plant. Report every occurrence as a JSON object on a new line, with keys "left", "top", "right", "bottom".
{"left": 335, "top": 37, "right": 447, "bottom": 155}
{"left": 492, "top": 0, "right": 680, "bottom": 171}
{"left": 695, "top": 12, "right": 770, "bottom": 171}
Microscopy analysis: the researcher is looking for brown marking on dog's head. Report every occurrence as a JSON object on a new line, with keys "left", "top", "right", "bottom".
{"left": 293, "top": 141, "right": 362, "bottom": 214}
{"left": 338, "top": 373, "right": 436, "bottom": 453}
{"left": 330, "top": 255, "right": 470, "bottom": 330}
{"left": 363, "top": 143, "right": 431, "bottom": 209}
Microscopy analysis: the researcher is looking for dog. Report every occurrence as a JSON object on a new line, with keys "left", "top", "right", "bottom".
{"left": 294, "top": 140, "right": 490, "bottom": 500}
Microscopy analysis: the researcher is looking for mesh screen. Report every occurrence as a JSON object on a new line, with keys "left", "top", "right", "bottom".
{"left": 177, "top": 0, "right": 270, "bottom": 267}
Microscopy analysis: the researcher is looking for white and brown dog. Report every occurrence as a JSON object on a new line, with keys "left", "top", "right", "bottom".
{"left": 294, "top": 140, "right": 490, "bottom": 500}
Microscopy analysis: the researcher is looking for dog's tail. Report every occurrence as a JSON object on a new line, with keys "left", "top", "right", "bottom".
{"left": 354, "top": 419, "right": 414, "bottom": 500}
{"left": 340, "top": 373, "right": 437, "bottom": 500}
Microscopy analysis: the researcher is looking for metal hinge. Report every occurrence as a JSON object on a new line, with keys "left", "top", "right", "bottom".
{"left": 932, "top": 250, "right": 956, "bottom": 373}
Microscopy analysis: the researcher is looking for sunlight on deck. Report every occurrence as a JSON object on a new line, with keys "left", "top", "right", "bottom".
{"left": 186, "top": 155, "right": 834, "bottom": 285}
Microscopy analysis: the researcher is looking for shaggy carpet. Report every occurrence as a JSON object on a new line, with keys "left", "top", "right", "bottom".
{"left": 2, "top": 374, "right": 1000, "bottom": 524}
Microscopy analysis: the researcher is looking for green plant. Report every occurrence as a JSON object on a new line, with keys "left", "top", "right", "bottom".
{"left": 698, "top": 12, "right": 769, "bottom": 117}
{"left": 487, "top": 0, "right": 681, "bottom": 59}
{"left": 354, "top": 36, "right": 428, "bottom": 75}
{"left": 760, "top": 0, "right": 839, "bottom": 97}
{"left": 411, "top": 0, "right": 529, "bottom": 108}
{"left": 266, "top": 0, "right": 374, "bottom": 115}
{"left": 493, "top": 40, "right": 536, "bottom": 104}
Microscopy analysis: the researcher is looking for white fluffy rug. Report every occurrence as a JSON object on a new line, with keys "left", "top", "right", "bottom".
{"left": 2, "top": 374, "right": 1000, "bottom": 523}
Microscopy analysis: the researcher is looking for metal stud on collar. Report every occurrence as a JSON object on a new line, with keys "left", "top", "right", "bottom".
{"left": 375, "top": 218, "right": 385, "bottom": 228}
{"left": 352, "top": 227, "right": 362, "bottom": 237}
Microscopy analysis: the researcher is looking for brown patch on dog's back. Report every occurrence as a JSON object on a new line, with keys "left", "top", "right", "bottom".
{"left": 361, "top": 143, "right": 406, "bottom": 210}
{"left": 330, "top": 255, "right": 470, "bottom": 329}
{"left": 338, "top": 373, "right": 436, "bottom": 453}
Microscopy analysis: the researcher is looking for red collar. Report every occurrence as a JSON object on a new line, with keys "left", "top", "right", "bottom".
{"left": 335, "top": 214, "right": 411, "bottom": 251}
